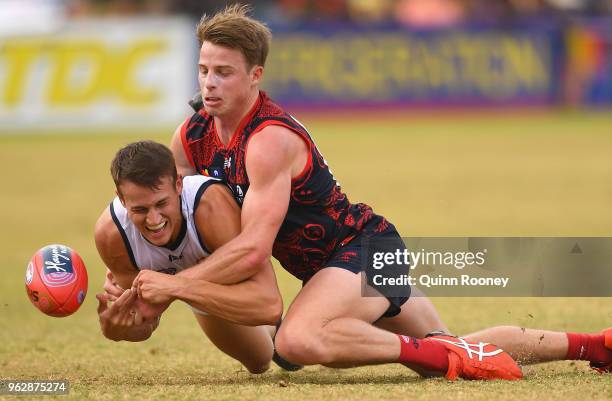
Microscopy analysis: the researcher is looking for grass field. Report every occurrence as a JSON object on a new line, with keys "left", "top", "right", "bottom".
{"left": 0, "top": 110, "right": 611, "bottom": 400}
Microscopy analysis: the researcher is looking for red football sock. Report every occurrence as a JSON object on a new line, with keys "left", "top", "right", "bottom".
{"left": 566, "top": 332, "right": 612, "bottom": 363}
{"left": 397, "top": 335, "right": 449, "bottom": 373}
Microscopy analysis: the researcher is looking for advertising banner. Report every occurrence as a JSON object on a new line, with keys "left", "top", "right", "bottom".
{"left": 0, "top": 18, "right": 197, "bottom": 133}
{"left": 264, "top": 25, "right": 564, "bottom": 107}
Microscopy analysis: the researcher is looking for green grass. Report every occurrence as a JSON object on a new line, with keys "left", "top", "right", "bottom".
{"left": 0, "top": 110, "right": 611, "bottom": 400}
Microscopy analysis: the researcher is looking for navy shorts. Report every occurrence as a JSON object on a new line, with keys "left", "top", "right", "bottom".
{"left": 307, "top": 219, "right": 411, "bottom": 319}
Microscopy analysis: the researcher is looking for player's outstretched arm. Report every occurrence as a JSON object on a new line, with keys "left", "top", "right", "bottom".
{"left": 94, "top": 208, "right": 139, "bottom": 289}
{"left": 94, "top": 208, "right": 166, "bottom": 341}
{"left": 135, "top": 266, "right": 281, "bottom": 326}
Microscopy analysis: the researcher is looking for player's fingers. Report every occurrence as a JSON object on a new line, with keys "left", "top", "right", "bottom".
{"left": 103, "top": 281, "right": 124, "bottom": 298}
{"left": 131, "top": 273, "right": 141, "bottom": 295}
{"left": 110, "top": 288, "right": 133, "bottom": 312}
{"left": 117, "top": 288, "right": 137, "bottom": 312}
{"left": 106, "top": 269, "right": 122, "bottom": 288}
{"left": 120, "top": 310, "right": 136, "bottom": 327}
{"left": 96, "top": 293, "right": 109, "bottom": 314}
{"left": 132, "top": 280, "right": 142, "bottom": 299}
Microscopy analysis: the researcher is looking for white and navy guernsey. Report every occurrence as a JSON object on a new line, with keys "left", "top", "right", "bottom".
{"left": 109, "top": 175, "right": 222, "bottom": 275}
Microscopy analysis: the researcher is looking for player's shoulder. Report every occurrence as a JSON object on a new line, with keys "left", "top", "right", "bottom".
{"left": 192, "top": 179, "right": 236, "bottom": 211}
{"left": 183, "top": 174, "right": 217, "bottom": 188}
{"left": 247, "top": 124, "right": 308, "bottom": 177}
{"left": 94, "top": 205, "right": 124, "bottom": 253}
{"left": 192, "top": 177, "right": 240, "bottom": 238}
{"left": 250, "top": 124, "right": 305, "bottom": 154}
{"left": 182, "top": 175, "right": 230, "bottom": 204}
{"left": 180, "top": 106, "right": 211, "bottom": 140}
{"left": 94, "top": 204, "right": 137, "bottom": 272}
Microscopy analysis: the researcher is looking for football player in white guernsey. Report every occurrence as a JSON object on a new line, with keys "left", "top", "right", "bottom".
{"left": 94, "top": 141, "right": 282, "bottom": 374}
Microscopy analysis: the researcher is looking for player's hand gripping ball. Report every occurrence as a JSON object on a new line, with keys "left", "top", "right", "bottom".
{"left": 25, "top": 244, "right": 88, "bottom": 317}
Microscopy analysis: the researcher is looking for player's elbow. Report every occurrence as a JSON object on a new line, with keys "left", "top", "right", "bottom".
{"left": 242, "top": 246, "right": 271, "bottom": 275}
{"left": 245, "top": 292, "right": 282, "bottom": 326}
{"left": 251, "top": 299, "right": 282, "bottom": 326}
{"left": 264, "top": 295, "right": 283, "bottom": 325}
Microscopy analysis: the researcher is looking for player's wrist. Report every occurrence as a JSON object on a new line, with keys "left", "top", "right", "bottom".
{"left": 166, "top": 275, "right": 188, "bottom": 301}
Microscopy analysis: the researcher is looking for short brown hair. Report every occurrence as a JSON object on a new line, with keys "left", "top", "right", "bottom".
{"left": 196, "top": 4, "right": 272, "bottom": 68}
{"left": 110, "top": 141, "right": 177, "bottom": 190}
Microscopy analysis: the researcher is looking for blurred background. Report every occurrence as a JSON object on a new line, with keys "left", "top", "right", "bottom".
{"left": 1, "top": 0, "right": 612, "bottom": 133}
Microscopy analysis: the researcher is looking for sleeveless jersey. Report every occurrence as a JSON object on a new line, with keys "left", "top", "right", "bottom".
{"left": 109, "top": 175, "right": 220, "bottom": 274}
{"left": 181, "top": 91, "right": 389, "bottom": 281}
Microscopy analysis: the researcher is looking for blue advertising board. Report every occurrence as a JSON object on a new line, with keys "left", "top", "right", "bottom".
{"left": 263, "top": 25, "right": 564, "bottom": 107}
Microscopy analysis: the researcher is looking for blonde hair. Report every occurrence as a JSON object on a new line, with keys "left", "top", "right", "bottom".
{"left": 196, "top": 4, "right": 272, "bottom": 68}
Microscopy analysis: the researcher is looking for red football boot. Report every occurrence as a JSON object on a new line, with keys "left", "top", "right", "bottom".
{"left": 425, "top": 333, "right": 523, "bottom": 380}
{"left": 589, "top": 327, "right": 612, "bottom": 373}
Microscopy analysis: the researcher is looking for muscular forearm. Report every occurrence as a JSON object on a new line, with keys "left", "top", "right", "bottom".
{"left": 177, "top": 234, "right": 266, "bottom": 284}
{"left": 170, "top": 276, "right": 281, "bottom": 326}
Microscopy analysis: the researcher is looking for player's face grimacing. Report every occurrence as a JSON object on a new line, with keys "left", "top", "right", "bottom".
{"left": 118, "top": 176, "right": 183, "bottom": 247}
{"left": 197, "top": 41, "right": 262, "bottom": 118}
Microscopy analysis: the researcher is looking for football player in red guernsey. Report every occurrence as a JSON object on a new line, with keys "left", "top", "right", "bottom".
{"left": 154, "top": 5, "right": 610, "bottom": 380}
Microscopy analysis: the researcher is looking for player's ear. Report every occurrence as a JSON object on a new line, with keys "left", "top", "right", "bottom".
{"left": 116, "top": 189, "right": 126, "bottom": 206}
{"left": 175, "top": 175, "right": 183, "bottom": 193}
{"left": 251, "top": 65, "right": 264, "bottom": 85}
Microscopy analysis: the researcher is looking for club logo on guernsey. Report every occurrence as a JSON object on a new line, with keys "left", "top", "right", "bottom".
{"left": 235, "top": 185, "right": 245, "bottom": 204}
{"left": 168, "top": 254, "right": 183, "bottom": 262}
{"left": 209, "top": 167, "right": 224, "bottom": 179}
{"left": 41, "top": 245, "right": 76, "bottom": 287}
{"left": 158, "top": 267, "right": 178, "bottom": 275}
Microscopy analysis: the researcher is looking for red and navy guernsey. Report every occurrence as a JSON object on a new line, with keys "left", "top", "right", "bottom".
{"left": 180, "top": 91, "right": 389, "bottom": 281}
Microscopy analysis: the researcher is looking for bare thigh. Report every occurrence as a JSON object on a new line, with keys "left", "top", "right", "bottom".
{"left": 283, "top": 268, "right": 391, "bottom": 327}
{"left": 275, "top": 268, "right": 401, "bottom": 366}
{"left": 193, "top": 313, "right": 274, "bottom": 374}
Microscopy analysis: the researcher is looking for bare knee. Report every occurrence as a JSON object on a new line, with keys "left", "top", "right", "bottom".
{"left": 275, "top": 326, "right": 331, "bottom": 366}
{"left": 244, "top": 361, "right": 270, "bottom": 374}
{"left": 237, "top": 352, "right": 273, "bottom": 374}
{"left": 233, "top": 346, "right": 273, "bottom": 374}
